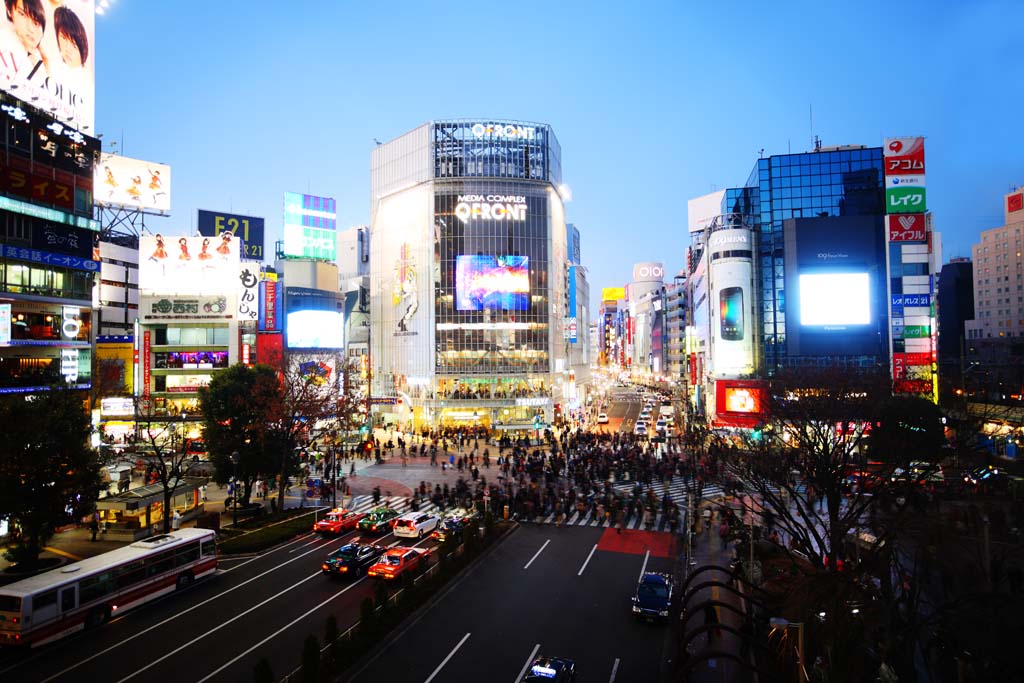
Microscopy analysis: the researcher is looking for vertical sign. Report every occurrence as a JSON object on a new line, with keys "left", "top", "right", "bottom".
{"left": 259, "top": 281, "right": 282, "bottom": 331}
{"left": 142, "top": 331, "right": 151, "bottom": 398}
{"left": 567, "top": 265, "right": 578, "bottom": 343}
{"left": 0, "top": 304, "right": 9, "bottom": 345}
{"left": 237, "top": 263, "right": 259, "bottom": 321}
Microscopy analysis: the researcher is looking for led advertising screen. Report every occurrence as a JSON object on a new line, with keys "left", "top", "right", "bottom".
{"left": 713, "top": 379, "right": 767, "bottom": 428}
{"left": 798, "top": 273, "right": 871, "bottom": 326}
{"left": 283, "top": 192, "right": 336, "bottom": 260}
{"left": 719, "top": 287, "right": 744, "bottom": 340}
{"left": 139, "top": 234, "right": 239, "bottom": 295}
{"left": 95, "top": 154, "right": 171, "bottom": 213}
{"left": 455, "top": 255, "right": 529, "bottom": 311}
{"left": 0, "top": 0, "right": 95, "bottom": 131}
{"left": 286, "top": 310, "right": 344, "bottom": 349}
{"left": 783, "top": 216, "right": 886, "bottom": 357}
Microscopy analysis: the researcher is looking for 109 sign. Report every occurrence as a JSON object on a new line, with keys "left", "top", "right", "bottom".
{"left": 198, "top": 210, "right": 265, "bottom": 259}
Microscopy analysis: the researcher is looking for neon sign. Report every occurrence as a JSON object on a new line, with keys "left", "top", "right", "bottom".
{"left": 471, "top": 123, "right": 536, "bottom": 140}
{"left": 454, "top": 194, "right": 527, "bottom": 223}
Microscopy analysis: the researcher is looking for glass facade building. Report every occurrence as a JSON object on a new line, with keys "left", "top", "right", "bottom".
{"left": 370, "top": 120, "right": 570, "bottom": 431}
{"left": 724, "top": 146, "right": 886, "bottom": 373}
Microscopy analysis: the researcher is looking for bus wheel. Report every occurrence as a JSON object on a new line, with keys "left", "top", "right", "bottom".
{"left": 176, "top": 573, "right": 194, "bottom": 590}
{"left": 86, "top": 606, "right": 110, "bottom": 628}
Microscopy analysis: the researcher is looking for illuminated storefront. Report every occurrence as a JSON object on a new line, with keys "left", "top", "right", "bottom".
{"left": 370, "top": 119, "right": 570, "bottom": 431}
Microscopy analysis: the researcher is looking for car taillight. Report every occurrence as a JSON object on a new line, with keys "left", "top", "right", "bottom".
{"left": 322, "top": 563, "right": 329, "bottom": 570}
{"left": 339, "top": 566, "right": 348, "bottom": 572}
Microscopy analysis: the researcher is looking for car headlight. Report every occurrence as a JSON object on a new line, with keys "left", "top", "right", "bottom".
{"left": 659, "top": 610, "right": 669, "bottom": 617}
{"left": 632, "top": 605, "right": 641, "bottom": 613}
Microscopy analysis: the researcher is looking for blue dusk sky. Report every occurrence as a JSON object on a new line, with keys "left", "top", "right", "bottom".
{"left": 95, "top": 0, "right": 1024, "bottom": 314}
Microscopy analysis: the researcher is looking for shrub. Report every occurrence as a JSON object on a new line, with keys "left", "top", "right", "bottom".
{"left": 252, "top": 658, "right": 274, "bottom": 683}
{"left": 300, "top": 635, "right": 320, "bottom": 683}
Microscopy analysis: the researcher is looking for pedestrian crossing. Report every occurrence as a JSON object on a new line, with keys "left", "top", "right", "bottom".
{"left": 610, "top": 478, "right": 808, "bottom": 508}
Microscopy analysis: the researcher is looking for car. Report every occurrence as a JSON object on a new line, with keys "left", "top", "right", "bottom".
{"left": 312, "top": 508, "right": 366, "bottom": 534}
{"left": 521, "top": 655, "right": 576, "bottom": 682}
{"left": 431, "top": 508, "right": 480, "bottom": 542}
{"left": 321, "top": 541, "right": 386, "bottom": 577}
{"left": 393, "top": 511, "right": 440, "bottom": 538}
{"left": 596, "top": 413, "right": 609, "bottom": 424}
{"left": 634, "top": 424, "right": 648, "bottom": 437}
{"left": 366, "top": 546, "right": 430, "bottom": 580}
{"left": 963, "top": 464, "right": 1007, "bottom": 487}
{"left": 655, "top": 419, "right": 668, "bottom": 431}
{"left": 632, "top": 571, "right": 673, "bottom": 622}
{"left": 357, "top": 506, "right": 401, "bottom": 533}
{"left": 891, "top": 461, "right": 945, "bottom": 487}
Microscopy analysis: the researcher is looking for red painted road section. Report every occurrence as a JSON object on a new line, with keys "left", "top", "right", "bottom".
{"left": 596, "top": 528, "right": 676, "bottom": 558}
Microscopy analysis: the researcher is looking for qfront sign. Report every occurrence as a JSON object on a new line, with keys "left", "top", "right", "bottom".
{"left": 454, "top": 195, "right": 527, "bottom": 223}
{"left": 471, "top": 123, "right": 537, "bottom": 140}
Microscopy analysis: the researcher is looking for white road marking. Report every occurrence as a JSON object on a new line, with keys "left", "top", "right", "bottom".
{"left": 195, "top": 579, "right": 369, "bottom": 683}
{"left": 609, "top": 657, "right": 621, "bottom": 682}
{"left": 638, "top": 550, "right": 650, "bottom": 582}
{"left": 423, "top": 632, "right": 471, "bottom": 683}
{"left": 116, "top": 572, "right": 323, "bottom": 683}
{"left": 289, "top": 536, "right": 324, "bottom": 553}
{"left": 515, "top": 644, "right": 541, "bottom": 683}
{"left": 38, "top": 537, "right": 350, "bottom": 683}
{"left": 523, "top": 539, "right": 550, "bottom": 570}
{"left": 578, "top": 544, "right": 598, "bottom": 576}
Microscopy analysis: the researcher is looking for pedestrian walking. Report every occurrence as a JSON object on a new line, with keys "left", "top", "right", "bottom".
{"left": 171, "top": 509, "right": 182, "bottom": 531}
{"left": 89, "top": 515, "right": 99, "bottom": 542}
{"left": 200, "top": 484, "right": 208, "bottom": 502}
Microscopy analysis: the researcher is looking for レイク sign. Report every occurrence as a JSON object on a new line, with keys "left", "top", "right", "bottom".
{"left": 471, "top": 123, "right": 536, "bottom": 140}
{"left": 454, "top": 195, "right": 527, "bottom": 223}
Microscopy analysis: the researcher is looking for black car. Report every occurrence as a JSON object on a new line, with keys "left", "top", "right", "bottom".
{"left": 632, "top": 571, "right": 673, "bottom": 622}
{"left": 321, "top": 541, "right": 386, "bottom": 578}
{"left": 431, "top": 508, "right": 480, "bottom": 543}
{"left": 521, "top": 656, "right": 576, "bottom": 682}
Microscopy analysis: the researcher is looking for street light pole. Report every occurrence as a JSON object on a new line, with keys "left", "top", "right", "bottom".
{"left": 230, "top": 451, "right": 239, "bottom": 528}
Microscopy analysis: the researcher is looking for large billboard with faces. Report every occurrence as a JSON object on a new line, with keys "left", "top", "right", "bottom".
{"left": 0, "top": 0, "right": 95, "bottom": 131}
{"left": 95, "top": 154, "right": 171, "bottom": 214}
{"left": 139, "top": 234, "right": 240, "bottom": 295}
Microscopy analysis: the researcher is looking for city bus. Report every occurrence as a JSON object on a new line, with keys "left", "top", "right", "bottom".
{"left": 0, "top": 528, "right": 217, "bottom": 647}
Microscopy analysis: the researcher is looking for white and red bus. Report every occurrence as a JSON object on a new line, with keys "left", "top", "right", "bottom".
{"left": 0, "top": 528, "right": 217, "bottom": 647}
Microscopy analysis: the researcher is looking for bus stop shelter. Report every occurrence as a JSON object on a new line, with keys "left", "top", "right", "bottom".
{"left": 96, "top": 477, "right": 208, "bottom": 541}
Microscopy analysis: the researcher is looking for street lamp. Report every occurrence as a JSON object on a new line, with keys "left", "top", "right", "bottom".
{"left": 768, "top": 617, "right": 807, "bottom": 683}
{"left": 229, "top": 451, "right": 240, "bottom": 528}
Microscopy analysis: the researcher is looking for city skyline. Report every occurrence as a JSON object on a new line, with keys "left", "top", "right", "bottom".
{"left": 96, "top": 1, "right": 1023, "bottom": 311}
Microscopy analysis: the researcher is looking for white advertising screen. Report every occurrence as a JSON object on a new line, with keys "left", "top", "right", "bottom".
{"left": 139, "top": 234, "right": 240, "bottom": 295}
{"left": 95, "top": 154, "right": 171, "bottom": 213}
{"left": 799, "top": 272, "right": 870, "bottom": 326}
{"left": 0, "top": 0, "right": 95, "bottom": 131}
{"left": 286, "top": 310, "right": 344, "bottom": 349}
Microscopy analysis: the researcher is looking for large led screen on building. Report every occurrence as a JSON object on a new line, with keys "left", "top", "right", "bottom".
{"left": 455, "top": 255, "right": 529, "bottom": 311}
{"left": 286, "top": 310, "right": 344, "bottom": 349}
{"left": 95, "top": 154, "right": 171, "bottom": 213}
{"left": 783, "top": 216, "right": 886, "bottom": 357}
{"left": 283, "top": 192, "right": 336, "bottom": 260}
{"left": 798, "top": 273, "right": 871, "bottom": 326}
{"left": 0, "top": 0, "right": 95, "bottom": 131}
{"left": 139, "top": 234, "right": 239, "bottom": 295}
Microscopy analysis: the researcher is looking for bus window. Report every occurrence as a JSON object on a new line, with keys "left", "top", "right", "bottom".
{"left": 59, "top": 586, "right": 76, "bottom": 613}
{"left": 0, "top": 595, "right": 21, "bottom": 613}
{"left": 117, "top": 560, "right": 146, "bottom": 589}
{"left": 33, "top": 590, "right": 57, "bottom": 622}
{"left": 80, "top": 573, "right": 115, "bottom": 604}
{"left": 200, "top": 540, "right": 216, "bottom": 557}
{"left": 147, "top": 550, "right": 175, "bottom": 577}
{"left": 175, "top": 544, "right": 200, "bottom": 567}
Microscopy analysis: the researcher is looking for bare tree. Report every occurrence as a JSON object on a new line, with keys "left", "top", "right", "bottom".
{"left": 132, "top": 399, "right": 197, "bottom": 533}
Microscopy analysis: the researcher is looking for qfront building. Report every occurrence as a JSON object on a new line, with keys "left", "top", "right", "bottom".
{"left": 369, "top": 120, "right": 576, "bottom": 432}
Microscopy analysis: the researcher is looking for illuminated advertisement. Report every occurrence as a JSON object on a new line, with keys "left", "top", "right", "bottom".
{"left": 601, "top": 287, "right": 625, "bottom": 302}
{"left": 237, "top": 263, "right": 259, "bottom": 322}
{"left": 713, "top": 379, "right": 767, "bottom": 428}
{"left": 31, "top": 223, "right": 95, "bottom": 259}
{"left": 883, "top": 137, "right": 925, "bottom": 175}
{"left": 259, "top": 280, "right": 282, "bottom": 332}
{"left": 887, "top": 214, "right": 927, "bottom": 242}
{"left": 454, "top": 194, "right": 527, "bottom": 223}
{"left": 140, "top": 294, "right": 235, "bottom": 322}
{"left": 0, "top": 0, "right": 95, "bottom": 131}
{"left": 0, "top": 304, "right": 9, "bottom": 344}
{"left": 165, "top": 374, "right": 212, "bottom": 393}
{"left": 455, "top": 255, "right": 530, "bottom": 311}
{"left": 886, "top": 186, "right": 927, "bottom": 214}
{"left": 783, "top": 215, "right": 887, "bottom": 356}
{"left": 153, "top": 351, "right": 229, "bottom": 369}
{"left": 719, "top": 288, "right": 744, "bottom": 340}
{"left": 139, "top": 234, "right": 239, "bottom": 295}
{"left": 95, "top": 154, "right": 171, "bottom": 213}
{"left": 567, "top": 265, "right": 578, "bottom": 344}
{"left": 470, "top": 122, "right": 536, "bottom": 140}
{"left": 708, "top": 229, "right": 754, "bottom": 377}
{"left": 632, "top": 262, "right": 664, "bottom": 282}
{"left": 283, "top": 192, "right": 336, "bottom": 260}
{"left": 198, "top": 209, "right": 265, "bottom": 260}
{"left": 286, "top": 310, "right": 344, "bottom": 349}
{"left": 256, "top": 332, "right": 284, "bottom": 370}
{"left": 1009, "top": 191, "right": 1023, "bottom": 215}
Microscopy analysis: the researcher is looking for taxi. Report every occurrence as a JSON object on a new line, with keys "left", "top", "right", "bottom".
{"left": 366, "top": 546, "right": 430, "bottom": 580}
{"left": 357, "top": 506, "right": 401, "bottom": 534}
{"left": 312, "top": 508, "right": 365, "bottom": 535}
{"left": 521, "top": 655, "right": 576, "bottom": 681}
{"left": 322, "top": 541, "right": 386, "bottom": 578}
{"left": 430, "top": 508, "right": 479, "bottom": 543}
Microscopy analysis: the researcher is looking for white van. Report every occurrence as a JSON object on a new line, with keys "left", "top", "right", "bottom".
{"left": 392, "top": 511, "right": 440, "bottom": 538}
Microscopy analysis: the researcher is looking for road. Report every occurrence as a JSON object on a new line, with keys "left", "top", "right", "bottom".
{"left": 347, "top": 523, "right": 677, "bottom": 683}
{"left": 602, "top": 387, "right": 643, "bottom": 435}
{"left": 0, "top": 502, "right": 442, "bottom": 683}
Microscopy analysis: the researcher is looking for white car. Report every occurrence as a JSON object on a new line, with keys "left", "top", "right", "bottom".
{"left": 597, "top": 413, "right": 609, "bottom": 424}
{"left": 655, "top": 419, "right": 668, "bottom": 431}
{"left": 634, "top": 424, "right": 648, "bottom": 437}
{"left": 392, "top": 512, "right": 440, "bottom": 538}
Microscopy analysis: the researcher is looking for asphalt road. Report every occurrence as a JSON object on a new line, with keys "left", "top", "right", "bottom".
{"left": 346, "top": 523, "right": 677, "bottom": 683}
{"left": 0, "top": 512, "right": 440, "bottom": 683}
{"left": 607, "top": 389, "right": 642, "bottom": 435}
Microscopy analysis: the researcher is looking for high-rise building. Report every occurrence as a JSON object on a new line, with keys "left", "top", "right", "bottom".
{"left": 965, "top": 189, "right": 1024, "bottom": 341}
{"left": 937, "top": 257, "right": 974, "bottom": 397}
{"left": 95, "top": 234, "right": 140, "bottom": 337}
{"left": 369, "top": 120, "right": 576, "bottom": 431}
{"left": 664, "top": 275, "right": 687, "bottom": 379}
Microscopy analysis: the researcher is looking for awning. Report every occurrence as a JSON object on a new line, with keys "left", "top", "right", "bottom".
{"left": 96, "top": 477, "right": 208, "bottom": 511}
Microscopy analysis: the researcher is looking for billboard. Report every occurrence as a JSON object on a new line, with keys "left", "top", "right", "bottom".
{"left": 286, "top": 310, "right": 344, "bottom": 349}
{"left": 0, "top": 303, "right": 8, "bottom": 344}
{"left": 139, "top": 234, "right": 240, "bottom": 294}
{"left": 713, "top": 379, "right": 767, "bottom": 428}
{"left": 688, "top": 189, "right": 725, "bottom": 233}
{"left": 259, "top": 280, "right": 282, "bottom": 332}
{"left": 455, "top": 255, "right": 530, "bottom": 311}
{"left": 883, "top": 137, "right": 925, "bottom": 175}
{"left": 783, "top": 216, "right": 887, "bottom": 357}
{"left": 95, "top": 154, "right": 170, "bottom": 213}
{"left": 567, "top": 265, "right": 578, "bottom": 343}
{"left": 0, "top": 0, "right": 95, "bottom": 131}
{"left": 632, "top": 262, "right": 664, "bottom": 283}
{"left": 283, "top": 192, "right": 336, "bottom": 260}
{"left": 237, "top": 263, "right": 259, "bottom": 322}
{"left": 886, "top": 186, "right": 926, "bottom": 214}
{"left": 602, "top": 287, "right": 625, "bottom": 302}
{"left": 1007, "top": 190, "right": 1023, "bottom": 220}
{"left": 887, "top": 214, "right": 927, "bottom": 242}
{"left": 141, "top": 294, "right": 235, "bottom": 322}
{"left": 198, "top": 210, "right": 265, "bottom": 260}
{"left": 31, "top": 223, "right": 95, "bottom": 259}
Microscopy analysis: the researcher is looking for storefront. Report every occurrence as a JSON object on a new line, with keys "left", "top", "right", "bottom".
{"left": 0, "top": 302, "right": 92, "bottom": 393}
{"left": 95, "top": 477, "right": 206, "bottom": 541}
